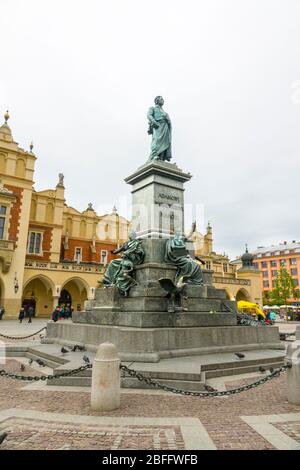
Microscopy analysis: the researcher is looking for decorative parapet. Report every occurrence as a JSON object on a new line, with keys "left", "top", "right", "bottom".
{"left": 0, "top": 239, "right": 15, "bottom": 273}
{"left": 213, "top": 276, "right": 251, "bottom": 286}
{"left": 25, "top": 259, "right": 105, "bottom": 274}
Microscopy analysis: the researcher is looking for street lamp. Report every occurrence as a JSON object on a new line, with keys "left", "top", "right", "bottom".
{"left": 14, "top": 273, "right": 19, "bottom": 294}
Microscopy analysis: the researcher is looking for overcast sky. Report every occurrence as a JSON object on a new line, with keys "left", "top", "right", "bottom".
{"left": 1, "top": 0, "right": 299, "bottom": 258}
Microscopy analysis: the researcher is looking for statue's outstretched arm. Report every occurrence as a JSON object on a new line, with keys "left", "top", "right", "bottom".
{"left": 185, "top": 221, "right": 197, "bottom": 241}
{"left": 112, "top": 244, "right": 125, "bottom": 255}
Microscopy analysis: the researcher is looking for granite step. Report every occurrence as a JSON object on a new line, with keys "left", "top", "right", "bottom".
{"left": 25, "top": 352, "right": 62, "bottom": 370}
{"left": 203, "top": 361, "right": 284, "bottom": 379}
{"left": 48, "top": 376, "right": 92, "bottom": 387}
{"left": 48, "top": 376, "right": 206, "bottom": 391}
{"left": 121, "top": 377, "right": 206, "bottom": 391}
{"left": 26, "top": 347, "right": 68, "bottom": 365}
{"left": 200, "top": 355, "right": 285, "bottom": 372}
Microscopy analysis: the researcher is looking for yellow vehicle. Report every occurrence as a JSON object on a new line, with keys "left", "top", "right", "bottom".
{"left": 237, "top": 300, "right": 266, "bottom": 319}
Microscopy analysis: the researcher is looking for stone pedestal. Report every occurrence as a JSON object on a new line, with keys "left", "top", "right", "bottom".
{"left": 81, "top": 235, "right": 230, "bottom": 329}
{"left": 46, "top": 321, "right": 284, "bottom": 363}
{"left": 45, "top": 159, "right": 283, "bottom": 371}
{"left": 125, "top": 161, "right": 191, "bottom": 239}
{"left": 286, "top": 341, "right": 300, "bottom": 405}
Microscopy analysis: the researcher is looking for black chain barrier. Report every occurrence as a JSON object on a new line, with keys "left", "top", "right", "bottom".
{"left": 0, "top": 361, "right": 292, "bottom": 396}
{"left": 119, "top": 363, "right": 292, "bottom": 397}
{"left": 0, "top": 364, "right": 92, "bottom": 382}
{"left": 0, "top": 327, "right": 46, "bottom": 340}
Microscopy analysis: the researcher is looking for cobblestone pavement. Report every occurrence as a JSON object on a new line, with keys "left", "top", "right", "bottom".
{"left": 0, "top": 320, "right": 48, "bottom": 345}
{"left": 0, "top": 320, "right": 299, "bottom": 450}
{"left": 0, "top": 359, "right": 300, "bottom": 450}
{"left": 0, "top": 416, "right": 186, "bottom": 451}
{"left": 274, "top": 422, "right": 300, "bottom": 444}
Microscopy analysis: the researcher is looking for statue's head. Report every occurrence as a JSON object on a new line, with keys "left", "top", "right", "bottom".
{"left": 154, "top": 96, "right": 164, "bottom": 106}
{"left": 174, "top": 231, "right": 182, "bottom": 240}
{"left": 173, "top": 232, "right": 184, "bottom": 246}
{"left": 129, "top": 230, "right": 137, "bottom": 240}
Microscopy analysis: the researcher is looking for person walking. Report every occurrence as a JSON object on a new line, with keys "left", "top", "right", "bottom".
{"left": 0, "top": 306, "right": 5, "bottom": 320}
{"left": 52, "top": 306, "right": 60, "bottom": 322}
{"left": 18, "top": 307, "right": 25, "bottom": 323}
{"left": 65, "top": 305, "right": 71, "bottom": 319}
{"left": 27, "top": 305, "right": 34, "bottom": 323}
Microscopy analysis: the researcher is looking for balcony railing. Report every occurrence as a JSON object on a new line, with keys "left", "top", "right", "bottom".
{"left": 25, "top": 259, "right": 105, "bottom": 273}
{"left": 0, "top": 239, "right": 15, "bottom": 251}
{"left": 213, "top": 276, "right": 251, "bottom": 286}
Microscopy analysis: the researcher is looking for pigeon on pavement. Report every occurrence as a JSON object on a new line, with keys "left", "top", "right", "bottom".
{"left": 61, "top": 347, "right": 69, "bottom": 354}
{"left": 0, "top": 432, "right": 7, "bottom": 445}
{"left": 235, "top": 352, "right": 245, "bottom": 359}
{"left": 83, "top": 355, "right": 90, "bottom": 364}
{"left": 29, "top": 359, "right": 33, "bottom": 365}
{"left": 71, "top": 345, "right": 86, "bottom": 352}
{"left": 36, "top": 359, "right": 45, "bottom": 367}
{"left": 259, "top": 366, "right": 266, "bottom": 373}
{"left": 204, "top": 385, "right": 218, "bottom": 392}
{"left": 20, "top": 364, "right": 25, "bottom": 372}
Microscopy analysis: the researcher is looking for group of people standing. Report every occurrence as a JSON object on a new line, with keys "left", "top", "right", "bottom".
{"left": 51, "top": 304, "right": 74, "bottom": 322}
{"left": 18, "top": 305, "right": 34, "bottom": 323}
{"left": 0, "top": 303, "right": 76, "bottom": 323}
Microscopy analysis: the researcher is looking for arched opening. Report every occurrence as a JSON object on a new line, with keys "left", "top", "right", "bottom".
{"left": 57, "top": 289, "right": 73, "bottom": 318}
{"left": 236, "top": 288, "right": 250, "bottom": 302}
{"left": 22, "top": 276, "right": 54, "bottom": 318}
{"left": 61, "top": 278, "right": 88, "bottom": 312}
{"left": 59, "top": 289, "right": 72, "bottom": 307}
{"left": 15, "top": 159, "right": 26, "bottom": 178}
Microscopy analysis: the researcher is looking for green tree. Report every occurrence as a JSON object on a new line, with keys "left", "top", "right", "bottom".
{"left": 269, "top": 266, "right": 298, "bottom": 306}
{"left": 262, "top": 290, "right": 270, "bottom": 306}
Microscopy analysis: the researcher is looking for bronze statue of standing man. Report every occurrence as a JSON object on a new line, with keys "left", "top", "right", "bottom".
{"left": 147, "top": 96, "right": 172, "bottom": 162}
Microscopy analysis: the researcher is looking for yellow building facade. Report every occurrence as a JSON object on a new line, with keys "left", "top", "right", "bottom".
{"left": 191, "top": 224, "right": 262, "bottom": 305}
{"left": 0, "top": 113, "right": 129, "bottom": 318}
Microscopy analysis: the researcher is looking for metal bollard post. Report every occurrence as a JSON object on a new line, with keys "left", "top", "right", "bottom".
{"left": 286, "top": 340, "right": 300, "bottom": 405}
{"left": 91, "top": 342, "right": 120, "bottom": 411}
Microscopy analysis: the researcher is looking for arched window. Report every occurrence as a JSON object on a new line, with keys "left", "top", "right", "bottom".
{"left": 66, "top": 218, "right": 73, "bottom": 235}
{"left": 45, "top": 203, "right": 54, "bottom": 223}
{"left": 80, "top": 220, "right": 86, "bottom": 238}
{"left": 16, "top": 159, "right": 26, "bottom": 178}
{"left": 170, "top": 211, "right": 175, "bottom": 234}
{"left": 30, "top": 199, "right": 37, "bottom": 220}
{"left": 159, "top": 211, "right": 163, "bottom": 238}
{"left": 0, "top": 154, "right": 6, "bottom": 173}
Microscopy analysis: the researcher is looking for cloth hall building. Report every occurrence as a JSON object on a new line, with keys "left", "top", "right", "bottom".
{"left": 0, "top": 112, "right": 129, "bottom": 318}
